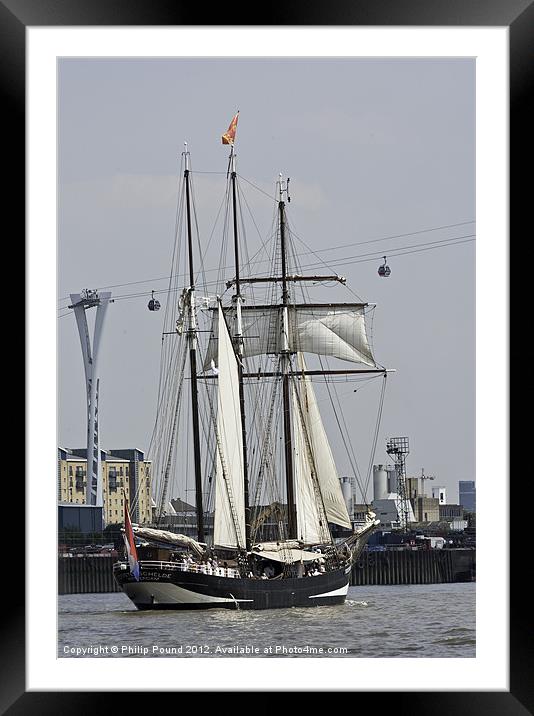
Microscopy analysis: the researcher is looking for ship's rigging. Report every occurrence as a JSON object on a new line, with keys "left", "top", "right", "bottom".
{"left": 136, "top": 144, "right": 389, "bottom": 549}
{"left": 108, "top": 114, "right": 400, "bottom": 610}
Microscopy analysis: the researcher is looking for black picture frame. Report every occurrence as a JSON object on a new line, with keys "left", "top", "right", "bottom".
{"left": 8, "top": 0, "right": 530, "bottom": 711}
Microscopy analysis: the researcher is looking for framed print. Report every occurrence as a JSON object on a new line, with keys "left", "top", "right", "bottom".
{"left": 8, "top": 0, "right": 531, "bottom": 710}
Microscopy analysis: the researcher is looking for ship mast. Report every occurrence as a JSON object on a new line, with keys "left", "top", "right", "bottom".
{"left": 278, "top": 175, "right": 297, "bottom": 539}
{"left": 229, "top": 147, "right": 251, "bottom": 550}
{"left": 184, "top": 146, "right": 205, "bottom": 543}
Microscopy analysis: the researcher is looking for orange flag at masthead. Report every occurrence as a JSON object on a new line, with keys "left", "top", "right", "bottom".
{"left": 222, "top": 111, "right": 239, "bottom": 145}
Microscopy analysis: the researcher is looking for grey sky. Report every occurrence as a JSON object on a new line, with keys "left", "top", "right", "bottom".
{"left": 58, "top": 57, "right": 475, "bottom": 505}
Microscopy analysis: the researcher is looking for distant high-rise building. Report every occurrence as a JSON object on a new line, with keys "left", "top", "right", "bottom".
{"left": 459, "top": 480, "right": 476, "bottom": 512}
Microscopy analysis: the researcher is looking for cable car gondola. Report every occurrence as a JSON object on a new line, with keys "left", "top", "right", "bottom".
{"left": 378, "top": 256, "right": 391, "bottom": 277}
{"left": 148, "top": 290, "right": 161, "bottom": 311}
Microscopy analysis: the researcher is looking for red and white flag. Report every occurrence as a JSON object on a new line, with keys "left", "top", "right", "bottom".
{"left": 123, "top": 501, "right": 140, "bottom": 581}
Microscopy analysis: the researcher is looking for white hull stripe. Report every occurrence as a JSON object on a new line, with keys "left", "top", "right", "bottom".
{"left": 123, "top": 581, "right": 253, "bottom": 605}
{"left": 308, "top": 583, "right": 349, "bottom": 599}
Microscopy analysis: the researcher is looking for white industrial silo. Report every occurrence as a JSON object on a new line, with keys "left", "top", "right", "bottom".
{"left": 386, "top": 465, "right": 399, "bottom": 494}
{"left": 373, "top": 465, "right": 388, "bottom": 501}
{"left": 340, "top": 476, "right": 353, "bottom": 515}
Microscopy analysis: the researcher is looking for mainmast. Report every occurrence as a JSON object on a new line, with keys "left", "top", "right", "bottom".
{"left": 278, "top": 174, "right": 297, "bottom": 539}
{"left": 184, "top": 146, "right": 205, "bottom": 542}
{"left": 229, "top": 147, "right": 251, "bottom": 550}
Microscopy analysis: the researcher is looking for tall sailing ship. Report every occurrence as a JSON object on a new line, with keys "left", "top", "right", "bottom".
{"left": 113, "top": 115, "right": 388, "bottom": 610}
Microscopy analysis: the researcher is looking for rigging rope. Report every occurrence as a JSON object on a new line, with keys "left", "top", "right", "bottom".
{"left": 155, "top": 342, "right": 188, "bottom": 523}
{"left": 363, "top": 371, "right": 388, "bottom": 502}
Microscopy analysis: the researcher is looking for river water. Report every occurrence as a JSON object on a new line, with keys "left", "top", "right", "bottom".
{"left": 58, "top": 582, "right": 475, "bottom": 658}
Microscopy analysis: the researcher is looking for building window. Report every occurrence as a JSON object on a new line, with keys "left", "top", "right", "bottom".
{"left": 109, "top": 467, "right": 117, "bottom": 492}
{"left": 75, "top": 466, "right": 85, "bottom": 491}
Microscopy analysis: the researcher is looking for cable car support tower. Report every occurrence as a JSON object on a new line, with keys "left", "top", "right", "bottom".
{"left": 68, "top": 289, "right": 113, "bottom": 513}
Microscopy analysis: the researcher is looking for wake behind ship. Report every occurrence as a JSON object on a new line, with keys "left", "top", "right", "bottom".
{"left": 114, "top": 114, "right": 388, "bottom": 610}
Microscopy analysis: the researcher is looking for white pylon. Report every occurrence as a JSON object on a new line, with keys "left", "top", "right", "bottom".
{"left": 68, "top": 289, "right": 112, "bottom": 509}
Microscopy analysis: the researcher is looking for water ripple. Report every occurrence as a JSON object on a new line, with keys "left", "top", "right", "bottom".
{"left": 59, "top": 583, "right": 475, "bottom": 659}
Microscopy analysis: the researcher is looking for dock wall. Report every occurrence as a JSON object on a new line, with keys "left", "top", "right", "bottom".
{"left": 58, "top": 556, "right": 121, "bottom": 594}
{"left": 350, "top": 548, "right": 475, "bottom": 586}
{"left": 58, "top": 549, "right": 475, "bottom": 595}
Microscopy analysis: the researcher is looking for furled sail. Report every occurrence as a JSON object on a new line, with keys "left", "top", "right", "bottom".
{"left": 132, "top": 527, "right": 205, "bottom": 557}
{"left": 203, "top": 303, "right": 376, "bottom": 368}
{"left": 250, "top": 548, "right": 326, "bottom": 564}
{"left": 213, "top": 305, "right": 246, "bottom": 549}
{"left": 291, "top": 379, "right": 331, "bottom": 545}
{"left": 295, "top": 352, "right": 352, "bottom": 530}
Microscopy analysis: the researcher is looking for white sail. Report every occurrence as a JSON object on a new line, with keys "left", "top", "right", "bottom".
{"left": 295, "top": 353, "right": 352, "bottom": 530}
{"left": 213, "top": 305, "right": 246, "bottom": 550}
{"left": 292, "top": 307, "right": 375, "bottom": 365}
{"left": 204, "top": 303, "right": 376, "bottom": 369}
{"left": 292, "top": 379, "right": 331, "bottom": 545}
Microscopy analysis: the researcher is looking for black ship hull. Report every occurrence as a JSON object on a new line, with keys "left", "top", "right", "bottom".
{"left": 113, "top": 562, "right": 351, "bottom": 610}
